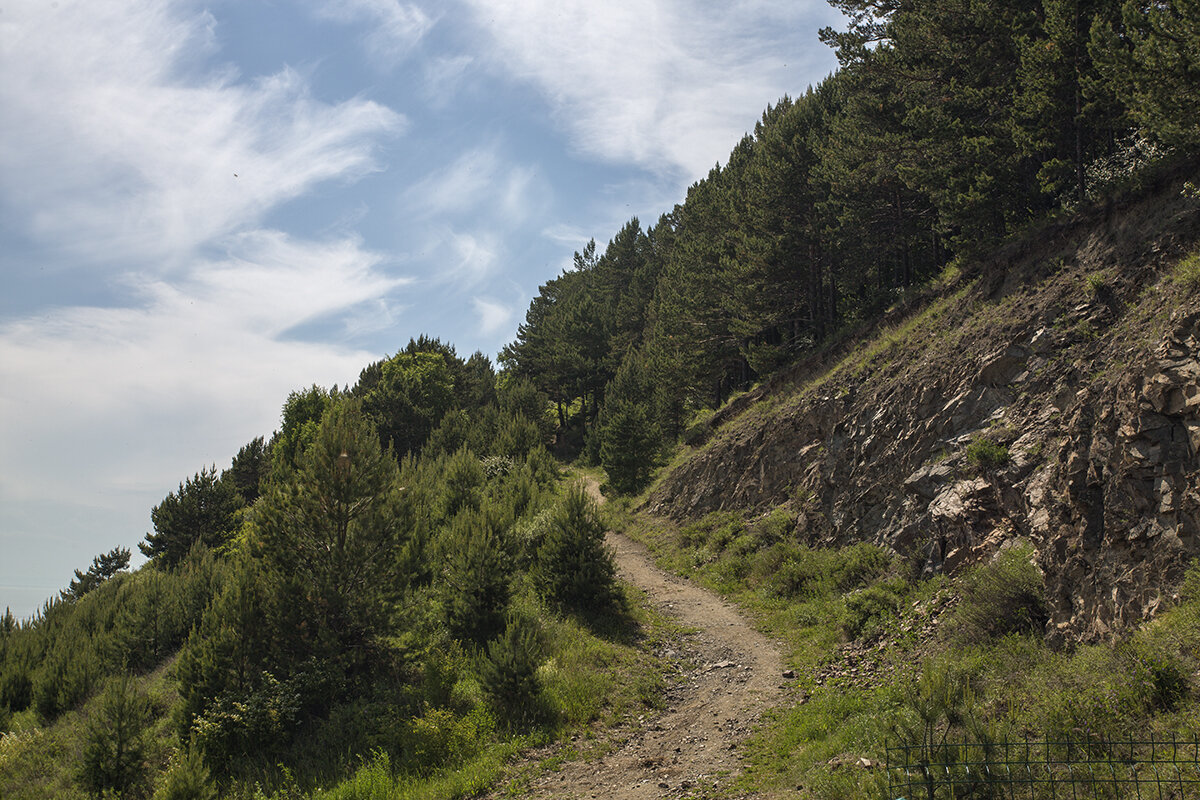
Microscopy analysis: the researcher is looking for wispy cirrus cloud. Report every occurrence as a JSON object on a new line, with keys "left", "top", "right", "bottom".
{"left": 310, "top": 0, "right": 435, "bottom": 67}
{"left": 0, "top": 0, "right": 414, "bottom": 615}
{"left": 472, "top": 296, "right": 516, "bottom": 337}
{"left": 403, "top": 145, "right": 543, "bottom": 223}
{"left": 458, "top": 0, "right": 841, "bottom": 182}
{"left": 0, "top": 2, "right": 405, "bottom": 272}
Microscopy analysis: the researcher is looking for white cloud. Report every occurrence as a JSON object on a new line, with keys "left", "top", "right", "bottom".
{"left": 421, "top": 54, "right": 476, "bottom": 106}
{"left": 0, "top": 231, "right": 406, "bottom": 502}
{"left": 0, "top": 0, "right": 412, "bottom": 616}
{"left": 472, "top": 297, "right": 515, "bottom": 337}
{"left": 312, "top": 0, "right": 435, "bottom": 66}
{"left": 448, "top": 229, "right": 501, "bottom": 284}
{"left": 403, "top": 144, "right": 545, "bottom": 225}
{"left": 405, "top": 148, "right": 504, "bottom": 217}
{"left": 0, "top": 0, "right": 405, "bottom": 270}
{"left": 459, "top": 0, "right": 841, "bottom": 182}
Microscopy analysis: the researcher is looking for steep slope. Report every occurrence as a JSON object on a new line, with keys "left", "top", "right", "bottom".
{"left": 645, "top": 166, "right": 1200, "bottom": 645}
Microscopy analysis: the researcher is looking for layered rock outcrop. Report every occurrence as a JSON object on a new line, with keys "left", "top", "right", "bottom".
{"left": 645, "top": 171, "right": 1200, "bottom": 645}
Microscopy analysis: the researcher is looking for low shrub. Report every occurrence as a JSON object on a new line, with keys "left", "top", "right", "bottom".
{"left": 949, "top": 542, "right": 1046, "bottom": 643}
{"left": 844, "top": 577, "right": 909, "bottom": 641}
{"left": 965, "top": 435, "right": 1009, "bottom": 471}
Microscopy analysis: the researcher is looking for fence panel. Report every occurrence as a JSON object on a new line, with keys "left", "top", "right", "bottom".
{"left": 886, "top": 736, "right": 1200, "bottom": 800}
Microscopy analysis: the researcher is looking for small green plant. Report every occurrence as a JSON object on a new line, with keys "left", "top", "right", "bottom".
{"left": 949, "top": 542, "right": 1046, "bottom": 643}
{"left": 844, "top": 577, "right": 909, "bottom": 640}
{"left": 479, "top": 615, "right": 548, "bottom": 728}
{"left": 1173, "top": 250, "right": 1200, "bottom": 290}
{"left": 1085, "top": 271, "right": 1112, "bottom": 299}
{"left": 153, "top": 747, "right": 217, "bottom": 800}
{"left": 533, "top": 483, "right": 617, "bottom": 616}
{"left": 965, "top": 435, "right": 1010, "bottom": 471}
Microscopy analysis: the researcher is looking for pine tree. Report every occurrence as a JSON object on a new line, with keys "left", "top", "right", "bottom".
{"left": 153, "top": 747, "right": 217, "bottom": 800}
{"left": 255, "top": 399, "right": 407, "bottom": 657}
{"left": 599, "top": 351, "right": 660, "bottom": 496}
{"left": 140, "top": 467, "right": 241, "bottom": 567}
{"left": 534, "top": 484, "right": 616, "bottom": 615}
{"left": 62, "top": 546, "right": 131, "bottom": 600}
{"left": 479, "top": 614, "right": 546, "bottom": 726}
{"left": 1091, "top": 0, "right": 1200, "bottom": 147}
{"left": 79, "top": 675, "right": 150, "bottom": 798}
{"left": 439, "top": 512, "right": 510, "bottom": 646}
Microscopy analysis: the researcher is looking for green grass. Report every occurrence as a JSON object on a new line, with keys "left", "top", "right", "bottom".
{"left": 614, "top": 503, "right": 1200, "bottom": 800}
{"left": 1174, "top": 248, "right": 1200, "bottom": 290}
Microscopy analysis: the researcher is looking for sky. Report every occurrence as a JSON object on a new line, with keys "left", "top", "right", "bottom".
{"left": 0, "top": 0, "right": 843, "bottom": 619}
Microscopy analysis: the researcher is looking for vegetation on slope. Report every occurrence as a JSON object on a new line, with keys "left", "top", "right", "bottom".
{"left": 3, "top": 0, "right": 1200, "bottom": 797}
{"left": 0, "top": 339, "right": 665, "bottom": 799}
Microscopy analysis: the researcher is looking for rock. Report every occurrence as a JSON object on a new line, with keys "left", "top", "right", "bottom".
{"left": 979, "top": 344, "right": 1031, "bottom": 386}
{"left": 903, "top": 462, "right": 955, "bottom": 499}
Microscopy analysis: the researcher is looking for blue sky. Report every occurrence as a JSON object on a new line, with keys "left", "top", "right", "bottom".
{"left": 0, "top": 0, "right": 842, "bottom": 618}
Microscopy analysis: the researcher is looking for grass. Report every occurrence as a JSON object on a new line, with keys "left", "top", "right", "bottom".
{"left": 611, "top": 501, "right": 1200, "bottom": 800}
{"left": 1174, "top": 247, "right": 1200, "bottom": 290}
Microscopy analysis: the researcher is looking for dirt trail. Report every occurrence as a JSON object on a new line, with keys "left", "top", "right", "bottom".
{"left": 506, "top": 480, "right": 788, "bottom": 799}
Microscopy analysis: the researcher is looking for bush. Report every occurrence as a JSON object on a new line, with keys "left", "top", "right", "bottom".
{"left": 439, "top": 513, "right": 510, "bottom": 647}
{"left": 965, "top": 435, "right": 1009, "bottom": 471}
{"left": 1120, "top": 640, "right": 1190, "bottom": 712}
{"left": 844, "top": 577, "right": 909, "bottom": 640}
{"left": 767, "top": 543, "right": 892, "bottom": 600}
{"left": 153, "top": 748, "right": 217, "bottom": 800}
{"left": 832, "top": 543, "right": 893, "bottom": 592}
{"left": 440, "top": 447, "right": 484, "bottom": 519}
{"left": 1174, "top": 249, "right": 1200, "bottom": 290}
{"left": 950, "top": 542, "right": 1046, "bottom": 642}
{"left": 400, "top": 706, "right": 494, "bottom": 775}
{"left": 679, "top": 512, "right": 744, "bottom": 551}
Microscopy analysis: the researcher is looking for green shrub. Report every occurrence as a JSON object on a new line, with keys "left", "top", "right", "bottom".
{"left": 439, "top": 513, "right": 510, "bottom": 646}
{"left": 1085, "top": 271, "right": 1112, "bottom": 299}
{"left": 153, "top": 748, "right": 217, "bottom": 800}
{"left": 1120, "top": 640, "right": 1190, "bottom": 712}
{"left": 832, "top": 543, "right": 893, "bottom": 592}
{"left": 965, "top": 435, "right": 1009, "bottom": 471}
{"left": 844, "top": 577, "right": 909, "bottom": 640}
{"left": 679, "top": 512, "right": 744, "bottom": 550}
{"left": 769, "top": 550, "right": 831, "bottom": 599}
{"left": 439, "top": 447, "right": 484, "bottom": 519}
{"left": 534, "top": 484, "right": 617, "bottom": 616}
{"left": 949, "top": 542, "right": 1046, "bottom": 642}
{"left": 1174, "top": 250, "right": 1200, "bottom": 290}
{"left": 400, "top": 706, "right": 494, "bottom": 776}
{"left": 767, "top": 543, "right": 892, "bottom": 600}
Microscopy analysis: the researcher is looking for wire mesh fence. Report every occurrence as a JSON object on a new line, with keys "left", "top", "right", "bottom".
{"left": 886, "top": 736, "right": 1200, "bottom": 799}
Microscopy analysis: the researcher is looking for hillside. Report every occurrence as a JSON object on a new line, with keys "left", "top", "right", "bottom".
{"left": 646, "top": 164, "right": 1200, "bottom": 646}
{"left": 4, "top": 3, "right": 1200, "bottom": 798}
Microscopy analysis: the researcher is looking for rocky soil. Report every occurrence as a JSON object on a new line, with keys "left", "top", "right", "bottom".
{"left": 646, "top": 168, "right": 1200, "bottom": 645}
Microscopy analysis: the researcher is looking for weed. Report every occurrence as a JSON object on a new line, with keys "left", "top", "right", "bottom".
{"left": 948, "top": 542, "right": 1046, "bottom": 643}
{"left": 965, "top": 435, "right": 1010, "bottom": 472}
{"left": 1173, "top": 249, "right": 1200, "bottom": 290}
{"left": 1085, "top": 271, "right": 1112, "bottom": 299}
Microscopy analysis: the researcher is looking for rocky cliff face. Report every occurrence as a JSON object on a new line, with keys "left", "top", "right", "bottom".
{"left": 646, "top": 170, "right": 1200, "bottom": 645}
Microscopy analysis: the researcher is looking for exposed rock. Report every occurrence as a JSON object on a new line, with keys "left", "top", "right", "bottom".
{"left": 644, "top": 174, "right": 1200, "bottom": 646}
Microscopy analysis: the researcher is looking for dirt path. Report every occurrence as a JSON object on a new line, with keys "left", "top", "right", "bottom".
{"left": 505, "top": 480, "right": 788, "bottom": 799}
